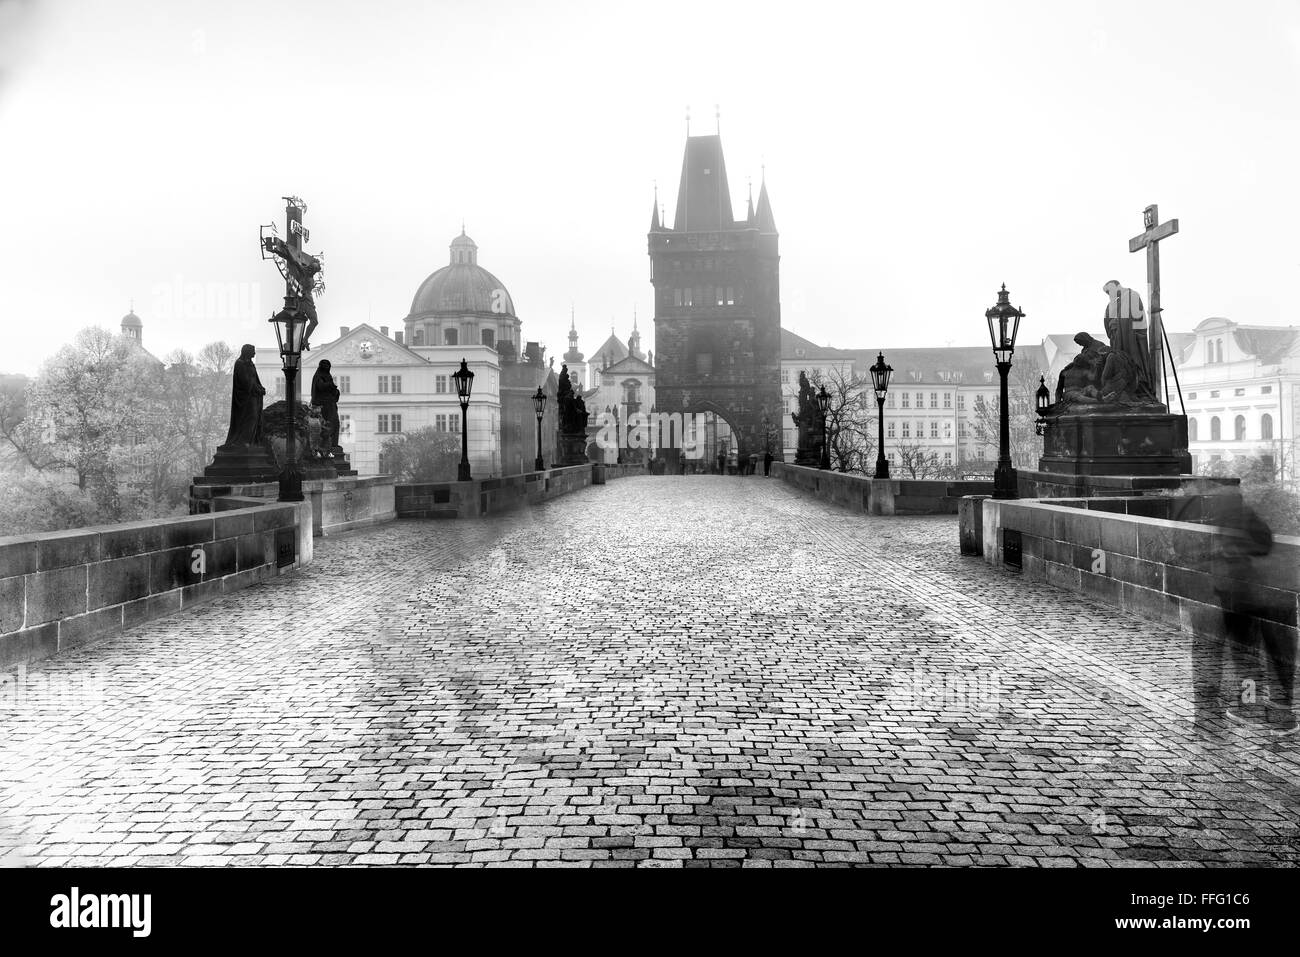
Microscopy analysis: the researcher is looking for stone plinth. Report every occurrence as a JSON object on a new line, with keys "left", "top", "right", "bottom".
{"left": 190, "top": 475, "right": 396, "bottom": 537}
{"left": 557, "top": 432, "right": 588, "bottom": 467}
{"left": 1039, "top": 412, "right": 1192, "bottom": 477}
{"left": 195, "top": 444, "right": 280, "bottom": 484}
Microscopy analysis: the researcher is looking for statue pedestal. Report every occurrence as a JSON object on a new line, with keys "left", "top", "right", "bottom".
{"left": 195, "top": 443, "right": 280, "bottom": 484}
{"left": 1039, "top": 412, "right": 1191, "bottom": 477}
{"left": 557, "top": 432, "right": 588, "bottom": 468}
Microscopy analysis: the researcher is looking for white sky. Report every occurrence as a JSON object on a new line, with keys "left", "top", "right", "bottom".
{"left": 1, "top": 0, "right": 1298, "bottom": 374}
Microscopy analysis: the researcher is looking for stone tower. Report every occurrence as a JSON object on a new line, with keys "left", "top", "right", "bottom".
{"left": 649, "top": 133, "right": 781, "bottom": 464}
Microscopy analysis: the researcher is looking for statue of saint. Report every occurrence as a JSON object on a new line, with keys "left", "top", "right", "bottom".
{"left": 311, "top": 358, "right": 341, "bottom": 456}
{"left": 223, "top": 344, "right": 267, "bottom": 447}
{"left": 1052, "top": 332, "right": 1161, "bottom": 412}
{"left": 1103, "top": 280, "right": 1153, "bottom": 393}
{"left": 790, "top": 370, "right": 822, "bottom": 464}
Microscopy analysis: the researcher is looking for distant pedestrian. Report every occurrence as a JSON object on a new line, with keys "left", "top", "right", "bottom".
{"left": 764, "top": 451, "right": 773, "bottom": 476}
{"left": 749, "top": 453, "right": 758, "bottom": 476}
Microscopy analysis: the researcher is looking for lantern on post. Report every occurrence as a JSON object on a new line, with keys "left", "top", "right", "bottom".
{"left": 869, "top": 351, "right": 893, "bottom": 479}
{"left": 532, "top": 386, "right": 547, "bottom": 472}
{"left": 452, "top": 358, "right": 475, "bottom": 481}
{"left": 269, "top": 299, "right": 311, "bottom": 502}
{"left": 984, "top": 284, "right": 1024, "bottom": 499}
{"left": 1034, "top": 375, "right": 1052, "bottom": 436}
{"left": 816, "top": 383, "right": 832, "bottom": 471}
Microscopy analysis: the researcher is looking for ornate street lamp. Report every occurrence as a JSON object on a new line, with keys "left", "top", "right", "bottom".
{"left": 1034, "top": 375, "right": 1052, "bottom": 436}
{"left": 532, "top": 386, "right": 546, "bottom": 472}
{"left": 452, "top": 358, "right": 474, "bottom": 481}
{"left": 816, "top": 383, "right": 832, "bottom": 471}
{"left": 985, "top": 283, "right": 1024, "bottom": 499}
{"left": 869, "top": 351, "right": 893, "bottom": 479}
{"left": 269, "top": 298, "right": 310, "bottom": 502}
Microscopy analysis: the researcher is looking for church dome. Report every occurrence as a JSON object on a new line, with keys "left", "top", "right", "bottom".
{"left": 408, "top": 231, "right": 516, "bottom": 318}
{"left": 121, "top": 310, "right": 142, "bottom": 328}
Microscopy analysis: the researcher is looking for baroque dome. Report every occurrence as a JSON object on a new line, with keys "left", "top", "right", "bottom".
{"left": 408, "top": 231, "right": 516, "bottom": 318}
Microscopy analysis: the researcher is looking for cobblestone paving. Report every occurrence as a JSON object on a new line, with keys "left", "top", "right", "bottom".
{"left": 2, "top": 476, "right": 1299, "bottom": 867}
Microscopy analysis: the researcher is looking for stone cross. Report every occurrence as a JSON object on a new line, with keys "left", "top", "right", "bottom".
{"left": 1128, "top": 204, "right": 1178, "bottom": 399}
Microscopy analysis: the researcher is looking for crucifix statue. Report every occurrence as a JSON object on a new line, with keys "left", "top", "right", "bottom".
{"left": 1128, "top": 204, "right": 1178, "bottom": 401}
{"left": 261, "top": 197, "right": 324, "bottom": 350}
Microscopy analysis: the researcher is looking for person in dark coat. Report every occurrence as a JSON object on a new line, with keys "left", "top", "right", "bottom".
{"left": 764, "top": 450, "right": 774, "bottom": 476}
{"left": 311, "top": 358, "right": 341, "bottom": 457}
{"left": 223, "top": 344, "right": 266, "bottom": 447}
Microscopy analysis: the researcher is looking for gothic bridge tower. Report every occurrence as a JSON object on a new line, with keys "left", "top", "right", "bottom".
{"left": 649, "top": 132, "right": 781, "bottom": 464}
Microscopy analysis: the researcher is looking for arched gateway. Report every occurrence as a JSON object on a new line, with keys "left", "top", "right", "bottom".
{"left": 648, "top": 132, "right": 783, "bottom": 468}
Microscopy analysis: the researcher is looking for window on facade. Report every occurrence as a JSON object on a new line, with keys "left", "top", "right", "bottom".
{"left": 781, "top": 369, "right": 789, "bottom": 383}
{"left": 275, "top": 379, "right": 284, "bottom": 396}
{"left": 1188, "top": 392, "right": 1197, "bottom": 400}
{"left": 450, "top": 413, "right": 459, "bottom": 433}
{"left": 1233, "top": 388, "right": 1245, "bottom": 397}
{"left": 412, "top": 329, "right": 425, "bottom": 346}
{"left": 378, "top": 375, "right": 389, "bottom": 394}
{"left": 1206, "top": 342, "right": 1213, "bottom": 364}
{"left": 930, "top": 393, "right": 938, "bottom": 409}
{"left": 697, "top": 353, "right": 713, "bottom": 374}
{"left": 901, "top": 393, "right": 910, "bottom": 408}
{"left": 725, "top": 287, "right": 735, "bottom": 306}
{"left": 339, "top": 414, "right": 351, "bottom": 439}
{"left": 958, "top": 423, "right": 967, "bottom": 438}
{"left": 1189, "top": 418, "right": 1198, "bottom": 441}
{"left": 943, "top": 421, "right": 952, "bottom": 439}
{"left": 444, "top": 328, "right": 458, "bottom": 346}
{"left": 957, "top": 394, "right": 965, "bottom": 410}
{"left": 436, "top": 375, "right": 447, "bottom": 393}
{"left": 391, "top": 414, "right": 402, "bottom": 433}
{"left": 1262, "top": 385, "right": 1273, "bottom": 394}
{"left": 1209, "top": 390, "right": 1219, "bottom": 398}
{"left": 887, "top": 421, "right": 896, "bottom": 438}
{"left": 1210, "top": 416, "right": 1221, "bottom": 441}
{"left": 1262, "top": 413, "right": 1274, "bottom": 440}
{"left": 338, "top": 375, "right": 350, "bottom": 394}
{"left": 887, "top": 393, "right": 895, "bottom": 408}
{"left": 1234, "top": 415, "right": 1246, "bottom": 441}
{"left": 1217, "top": 339, "right": 1224, "bottom": 363}
{"left": 944, "top": 452, "right": 952, "bottom": 464}
{"left": 378, "top": 414, "right": 390, "bottom": 433}
{"left": 943, "top": 393, "right": 952, "bottom": 408}
{"left": 714, "top": 287, "right": 724, "bottom": 306}
{"left": 674, "top": 289, "right": 683, "bottom": 307}
{"left": 482, "top": 329, "right": 495, "bottom": 348}
{"left": 391, "top": 375, "right": 402, "bottom": 394}
{"left": 902, "top": 422, "right": 911, "bottom": 438}
{"left": 888, "top": 452, "right": 896, "bottom": 464}
{"left": 930, "top": 422, "right": 939, "bottom": 439}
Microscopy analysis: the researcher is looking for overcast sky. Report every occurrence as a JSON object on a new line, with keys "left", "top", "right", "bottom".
{"left": 1, "top": 0, "right": 1297, "bottom": 375}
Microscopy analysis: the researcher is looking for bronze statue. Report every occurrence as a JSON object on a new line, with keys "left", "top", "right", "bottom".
{"left": 223, "top": 344, "right": 267, "bottom": 446}
{"left": 1050, "top": 332, "right": 1162, "bottom": 414}
{"left": 791, "top": 370, "right": 822, "bottom": 466}
{"left": 1103, "top": 280, "right": 1153, "bottom": 394}
{"left": 262, "top": 226, "right": 323, "bottom": 349}
{"left": 311, "top": 358, "right": 341, "bottom": 457}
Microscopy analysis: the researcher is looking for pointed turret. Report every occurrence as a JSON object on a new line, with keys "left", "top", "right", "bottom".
{"left": 673, "top": 135, "right": 734, "bottom": 232}
{"left": 755, "top": 178, "right": 776, "bottom": 232}
{"left": 650, "top": 200, "right": 660, "bottom": 230}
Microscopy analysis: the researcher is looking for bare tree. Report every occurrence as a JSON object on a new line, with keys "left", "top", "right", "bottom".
{"left": 808, "top": 365, "right": 875, "bottom": 473}
{"left": 893, "top": 439, "right": 956, "bottom": 479}
{"left": 971, "top": 362, "right": 1045, "bottom": 470}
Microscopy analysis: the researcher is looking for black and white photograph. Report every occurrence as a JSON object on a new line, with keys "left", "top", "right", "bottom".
{"left": 0, "top": 0, "right": 1297, "bottom": 942}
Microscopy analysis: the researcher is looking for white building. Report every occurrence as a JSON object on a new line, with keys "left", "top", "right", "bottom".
{"left": 1174, "top": 317, "right": 1300, "bottom": 484}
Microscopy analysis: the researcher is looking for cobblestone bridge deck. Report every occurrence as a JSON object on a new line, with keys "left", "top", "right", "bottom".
{"left": 2, "top": 476, "right": 1298, "bottom": 867}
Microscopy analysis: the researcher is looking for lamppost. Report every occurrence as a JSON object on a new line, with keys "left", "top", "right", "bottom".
{"left": 453, "top": 358, "right": 474, "bottom": 481}
{"left": 1034, "top": 375, "right": 1051, "bottom": 436}
{"left": 869, "top": 351, "right": 893, "bottom": 479}
{"left": 985, "top": 283, "right": 1024, "bottom": 499}
{"left": 269, "top": 300, "right": 309, "bottom": 502}
{"left": 816, "top": 383, "right": 832, "bottom": 470}
{"left": 532, "top": 386, "right": 546, "bottom": 472}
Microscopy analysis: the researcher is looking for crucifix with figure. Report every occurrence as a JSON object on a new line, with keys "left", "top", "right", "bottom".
{"left": 1128, "top": 204, "right": 1178, "bottom": 400}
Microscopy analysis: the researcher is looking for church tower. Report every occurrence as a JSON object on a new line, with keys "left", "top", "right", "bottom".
{"left": 563, "top": 308, "right": 588, "bottom": 390}
{"left": 649, "top": 132, "right": 781, "bottom": 463}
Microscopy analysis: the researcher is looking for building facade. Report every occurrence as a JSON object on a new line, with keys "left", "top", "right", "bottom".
{"left": 254, "top": 231, "right": 558, "bottom": 478}
{"left": 1175, "top": 317, "right": 1299, "bottom": 484}
{"left": 649, "top": 133, "right": 783, "bottom": 467}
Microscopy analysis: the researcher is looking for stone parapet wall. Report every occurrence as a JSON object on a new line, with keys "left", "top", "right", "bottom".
{"left": 191, "top": 475, "right": 396, "bottom": 537}
{"left": 0, "top": 501, "right": 313, "bottom": 669}
{"left": 396, "top": 463, "right": 647, "bottom": 519}
{"left": 773, "top": 463, "right": 993, "bottom": 516}
{"left": 981, "top": 496, "right": 1300, "bottom": 652}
